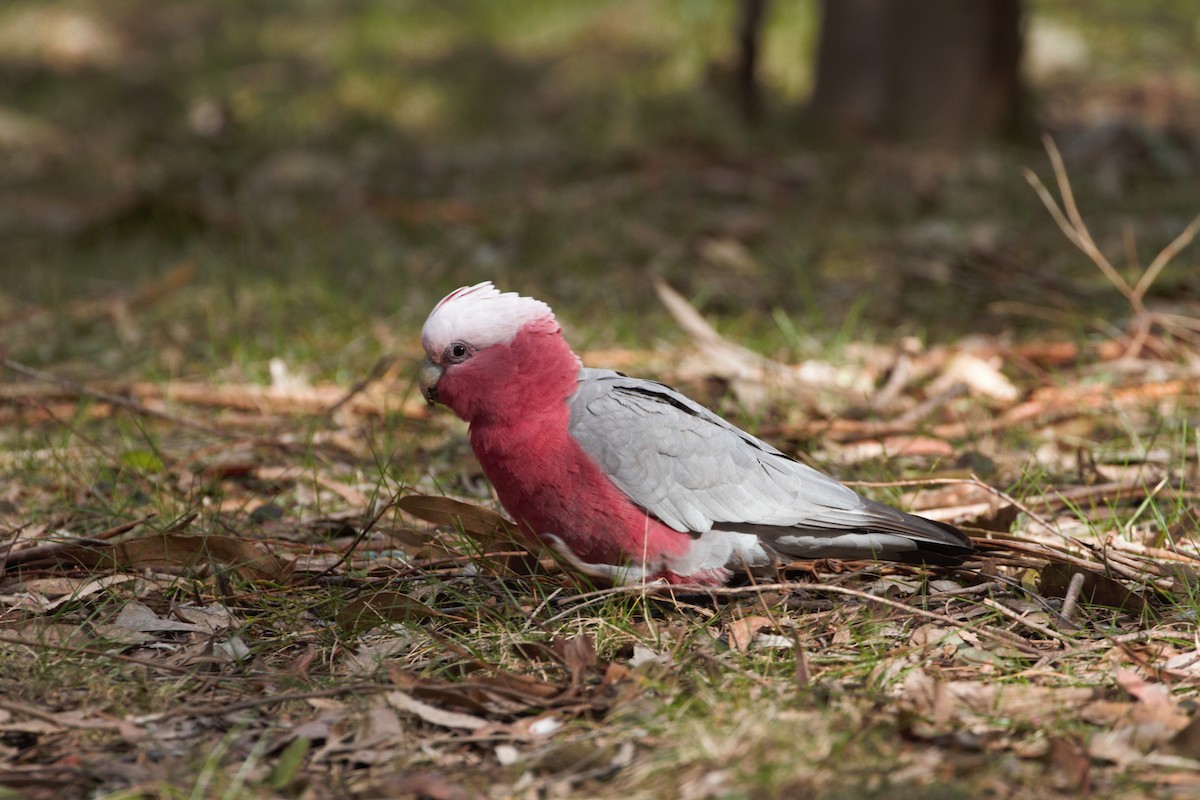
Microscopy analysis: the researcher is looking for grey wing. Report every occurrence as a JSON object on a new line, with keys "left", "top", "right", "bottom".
{"left": 567, "top": 369, "right": 972, "bottom": 561}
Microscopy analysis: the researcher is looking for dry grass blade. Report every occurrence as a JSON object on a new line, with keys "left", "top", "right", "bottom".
{"left": 307, "top": 493, "right": 400, "bottom": 582}
{"left": 137, "top": 685, "right": 392, "bottom": 722}
{"left": 0, "top": 632, "right": 205, "bottom": 675}
{"left": 1134, "top": 212, "right": 1200, "bottom": 304}
{"left": 338, "top": 590, "right": 451, "bottom": 629}
{"left": 1025, "top": 134, "right": 1200, "bottom": 356}
{"left": 1034, "top": 133, "right": 1136, "bottom": 306}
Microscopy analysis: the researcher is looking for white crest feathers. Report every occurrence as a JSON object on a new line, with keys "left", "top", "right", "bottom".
{"left": 422, "top": 282, "right": 556, "bottom": 356}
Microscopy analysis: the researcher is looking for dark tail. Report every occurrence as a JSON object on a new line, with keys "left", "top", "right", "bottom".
{"left": 888, "top": 507, "right": 975, "bottom": 566}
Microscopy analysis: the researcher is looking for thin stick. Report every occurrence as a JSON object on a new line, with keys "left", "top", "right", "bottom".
{"left": 1035, "top": 628, "right": 1199, "bottom": 666}
{"left": 1060, "top": 571, "right": 1086, "bottom": 622}
{"left": 979, "top": 597, "right": 1073, "bottom": 643}
{"left": 2, "top": 358, "right": 235, "bottom": 440}
{"left": 1132, "top": 211, "right": 1200, "bottom": 304}
{"left": 849, "top": 474, "right": 1067, "bottom": 540}
{"left": 1042, "top": 134, "right": 1137, "bottom": 306}
{"left": 1026, "top": 135, "right": 1200, "bottom": 358}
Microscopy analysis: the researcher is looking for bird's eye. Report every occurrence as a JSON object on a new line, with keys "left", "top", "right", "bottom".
{"left": 445, "top": 342, "right": 471, "bottom": 363}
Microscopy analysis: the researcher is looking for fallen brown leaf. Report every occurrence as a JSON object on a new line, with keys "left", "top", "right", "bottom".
{"left": 337, "top": 590, "right": 448, "bottom": 630}
{"left": 385, "top": 690, "right": 488, "bottom": 731}
{"left": 1039, "top": 563, "right": 1148, "bottom": 616}
{"left": 397, "top": 494, "right": 521, "bottom": 545}
{"left": 113, "top": 601, "right": 209, "bottom": 633}
{"left": 47, "top": 533, "right": 289, "bottom": 582}
{"left": 726, "top": 615, "right": 774, "bottom": 653}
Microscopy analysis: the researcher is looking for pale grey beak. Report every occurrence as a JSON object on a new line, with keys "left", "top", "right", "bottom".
{"left": 419, "top": 357, "right": 444, "bottom": 405}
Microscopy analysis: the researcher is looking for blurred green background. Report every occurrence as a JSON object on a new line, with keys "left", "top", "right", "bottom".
{"left": 2, "top": 0, "right": 1198, "bottom": 383}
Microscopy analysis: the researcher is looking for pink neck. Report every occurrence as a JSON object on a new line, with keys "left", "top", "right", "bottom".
{"left": 451, "top": 326, "right": 691, "bottom": 568}
{"left": 440, "top": 321, "right": 579, "bottom": 425}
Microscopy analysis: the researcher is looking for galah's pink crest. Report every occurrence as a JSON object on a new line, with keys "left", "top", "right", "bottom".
{"left": 419, "top": 282, "right": 973, "bottom": 585}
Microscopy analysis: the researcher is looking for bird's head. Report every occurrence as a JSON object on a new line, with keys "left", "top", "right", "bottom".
{"left": 419, "top": 282, "right": 581, "bottom": 423}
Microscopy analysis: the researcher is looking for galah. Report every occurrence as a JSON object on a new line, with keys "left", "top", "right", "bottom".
{"left": 419, "top": 282, "right": 973, "bottom": 586}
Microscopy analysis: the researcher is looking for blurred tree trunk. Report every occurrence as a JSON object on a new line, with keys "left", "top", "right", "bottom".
{"left": 736, "top": 0, "right": 768, "bottom": 124}
{"left": 809, "top": 0, "right": 1024, "bottom": 143}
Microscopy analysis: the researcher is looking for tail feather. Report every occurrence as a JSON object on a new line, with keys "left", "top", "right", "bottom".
{"left": 726, "top": 500, "right": 975, "bottom": 566}
{"left": 885, "top": 504, "right": 974, "bottom": 564}
{"left": 865, "top": 501, "right": 974, "bottom": 565}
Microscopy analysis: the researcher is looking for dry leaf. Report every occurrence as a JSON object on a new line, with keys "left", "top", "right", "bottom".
{"left": 385, "top": 690, "right": 488, "bottom": 731}
{"left": 928, "top": 351, "right": 1020, "bottom": 403}
{"left": 337, "top": 590, "right": 446, "bottom": 630}
{"left": 1168, "top": 717, "right": 1200, "bottom": 759}
{"left": 551, "top": 634, "right": 598, "bottom": 688}
{"left": 1039, "top": 563, "right": 1147, "bottom": 615}
{"left": 173, "top": 604, "right": 234, "bottom": 633}
{"left": 61, "top": 533, "right": 289, "bottom": 582}
{"left": 726, "top": 616, "right": 774, "bottom": 653}
{"left": 390, "top": 771, "right": 484, "bottom": 800}
{"left": 113, "top": 601, "right": 209, "bottom": 633}
{"left": 396, "top": 494, "right": 519, "bottom": 545}
{"left": 1115, "top": 668, "right": 1190, "bottom": 736}
{"left": 899, "top": 670, "right": 1096, "bottom": 734}
{"left": 345, "top": 637, "right": 415, "bottom": 675}
{"left": 1047, "top": 737, "right": 1091, "bottom": 790}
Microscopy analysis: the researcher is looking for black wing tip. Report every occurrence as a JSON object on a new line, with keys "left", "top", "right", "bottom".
{"left": 862, "top": 499, "right": 974, "bottom": 552}
{"left": 899, "top": 514, "right": 975, "bottom": 566}
{"left": 894, "top": 540, "right": 975, "bottom": 566}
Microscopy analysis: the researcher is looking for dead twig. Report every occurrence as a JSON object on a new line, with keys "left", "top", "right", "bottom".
{"left": 891, "top": 381, "right": 968, "bottom": 428}
{"left": 848, "top": 475, "right": 1066, "bottom": 541}
{"left": 0, "top": 698, "right": 122, "bottom": 731}
{"left": 2, "top": 358, "right": 237, "bottom": 440}
{"left": 1024, "top": 135, "right": 1200, "bottom": 358}
{"left": 979, "top": 597, "right": 1074, "bottom": 643}
{"left": 1034, "top": 628, "right": 1200, "bottom": 667}
{"left": 653, "top": 278, "right": 861, "bottom": 404}
{"left": 1025, "top": 135, "right": 1136, "bottom": 309}
{"left": 1060, "top": 571, "right": 1087, "bottom": 623}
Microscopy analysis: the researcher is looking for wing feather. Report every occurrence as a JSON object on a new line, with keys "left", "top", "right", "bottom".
{"left": 568, "top": 369, "right": 864, "bottom": 531}
{"left": 567, "top": 369, "right": 971, "bottom": 561}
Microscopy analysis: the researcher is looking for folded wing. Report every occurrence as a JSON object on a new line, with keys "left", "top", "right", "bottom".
{"left": 566, "top": 369, "right": 972, "bottom": 565}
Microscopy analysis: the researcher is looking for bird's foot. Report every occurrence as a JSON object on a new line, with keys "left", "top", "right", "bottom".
{"left": 540, "top": 534, "right": 659, "bottom": 586}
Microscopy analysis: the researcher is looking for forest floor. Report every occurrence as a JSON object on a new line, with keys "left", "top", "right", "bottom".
{"left": 3, "top": 1, "right": 1200, "bottom": 798}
